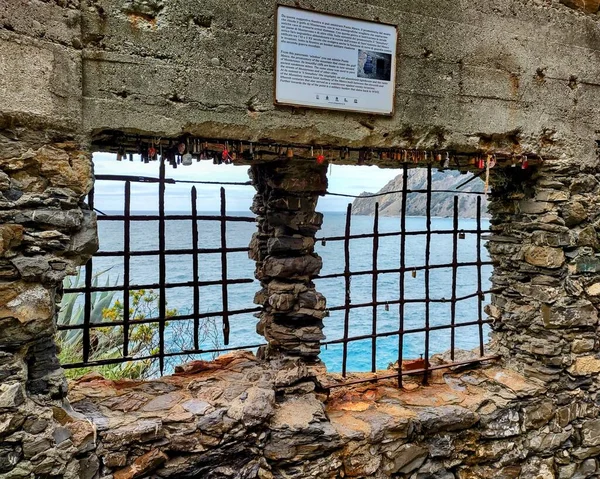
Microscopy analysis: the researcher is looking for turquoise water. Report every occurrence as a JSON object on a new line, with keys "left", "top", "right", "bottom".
{"left": 89, "top": 206, "right": 491, "bottom": 374}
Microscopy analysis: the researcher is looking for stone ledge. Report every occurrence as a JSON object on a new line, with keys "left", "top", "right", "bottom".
{"left": 65, "top": 351, "right": 598, "bottom": 479}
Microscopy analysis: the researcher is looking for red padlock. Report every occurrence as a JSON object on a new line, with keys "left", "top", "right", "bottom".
{"left": 316, "top": 154, "right": 326, "bottom": 165}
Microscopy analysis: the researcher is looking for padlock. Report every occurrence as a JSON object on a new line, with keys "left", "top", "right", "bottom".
{"left": 521, "top": 155, "right": 529, "bottom": 169}
{"left": 459, "top": 230, "right": 466, "bottom": 239}
{"left": 321, "top": 238, "right": 326, "bottom": 246}
{"left": 412, "top": 269, "right": 417, "bottom": 278}
{"left": 443, "top": 152, "right": 450, "bottom": 169}
{"left": 182, "top": 152, "right": 193, "bottom": 166}
{"left": 385, "top": 303, "right": 389, "bottom": 311}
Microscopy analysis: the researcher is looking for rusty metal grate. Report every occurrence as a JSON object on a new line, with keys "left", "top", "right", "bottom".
{"left": 58, "top": 159, "right": 261, "bottom": 375}
{"left": 58, "top": 158, "right": 497, "bottom": 382}
{"left": 315, "top": 163, "right": 498, "bottom": 387}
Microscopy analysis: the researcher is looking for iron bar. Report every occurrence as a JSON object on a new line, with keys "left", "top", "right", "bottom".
{"left": 57, "top": 307, "right": 261, "bottom": 331}
{"left": 64, "top": 277, "right": 255, "bottom": 294}
{"left": 82, "top": 188, "right": 94, "bottom": 364}
{"left": 423, "top": 164, "right": 432, "bottom": 385}
{"left": 316, "top": 228, "right": 484, "bottom": 242}
{"left": 323, "top": 318, "right": 493, "bottom": 346}
{"left": 371, "top": 202, "right": 379, "bottom": 373}
{"left": 450, "top": 196, "right": 458, "bottom": 361}
{"left": 323, "top": 288, "right": 499, "bottom": 312}
{"left": 95, "top": 173, "right": 252, "bottom": 187}
{"left": 314, "top": 260, "right": 494, "bottom": 280}
{"left": 455, "top": 170, "right": 486, "bottom": 190}
{"left": 191, "top": 186, "right": 200, "bottom": 350}
{"left": 477, "top": 195, "right": 485, "bottom": 356}
{"left": 122, "top": 181, "right": 131, "bottom": 357}
{"left": 220, "top": 187, "right": 230, "bottom": 345}
{"left": 63, "top": 341, "right": 268, "bottom": 370}
{"left": 323, "top": 356, "right": 500, "bottom": 389}
{"left": 97, "top": 214, "right": 255, "bottom": 223}
{"left": 93, "top": 247, "right": 250, "bottom": 257}
{"left": 398, "top": 163, "right": 408, "bottom": 388}
{"left": 158, "top": 157, "right": 167, "bottom": 375}
{"left": 341, "top": 202, "right": 352, "bottom": 377}
{"left": 326, "top": 188, "right": 487, "bottom": 199}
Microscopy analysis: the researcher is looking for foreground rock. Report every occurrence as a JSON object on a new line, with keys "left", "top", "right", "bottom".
{"left": 65, "top": 351, "right": 600, "bottom": 479}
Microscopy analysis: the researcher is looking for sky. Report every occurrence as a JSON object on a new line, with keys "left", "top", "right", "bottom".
{"left": 92, "top": 153, "right": 401, "bottom": 212}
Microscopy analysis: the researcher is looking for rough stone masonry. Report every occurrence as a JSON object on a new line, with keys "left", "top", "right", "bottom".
{"left": 3, "top": 0, "right": 600, "bottom": 478}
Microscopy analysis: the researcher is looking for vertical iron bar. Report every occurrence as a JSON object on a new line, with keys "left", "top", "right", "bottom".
{"left": 476, "top": 195, "right": 484, "bottom": 356}
{"left": 122, "top": 181, "right": 131, "bottom": 358}
{"left": 397, "top": 163, "right": 408, "bottom": 388}
{"left": 191, "top": 187, "right": 200, "bottom": 350}
{"left": 341, "top": 202, "right": 352, "bottom": 377}
{"left": 82, "top": 188, "right": 94, "bottom": 364}
{"left": 158, "top": 157, "right": 166, "bottom": 375}
{"left": 450, "top": 196, "right": 458, "bottom": 361}
{"left": 371, "top": 202, "right": 379, "bottom": 373}
{"left": 423, "top": 164, "right": 432, "bottom": 385}
{"left": 220, "top": 187, "right": 230, "bottom": 345}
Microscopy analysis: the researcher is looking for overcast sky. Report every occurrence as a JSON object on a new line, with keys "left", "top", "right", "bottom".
{"left": 93, "top": 153, "right": 401, "bottom": 212}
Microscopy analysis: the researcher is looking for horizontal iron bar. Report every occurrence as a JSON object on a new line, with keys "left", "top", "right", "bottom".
{"left": 325, "top": 290, "right": 496, "bottom": 312}
{"left": 315, "top": 261, "right": 495, "bottom": 280}
{"left": 61, "top": 341, "right": 267, "bottom": 369}
{"left": 326, "top": 188, "right": 488, "bottom": 198}
{"left": 56, "top": 306, "right": 262, "bottom": 330}
{"left": 322, "top": 356, "right": 500, "bottom": 388}
{"left": 64, "top": 277, "right": 255, "bottom": 294}
{"left": 95, "top": 174, "right": 175, "bottom": 184}
{"left": 94, "top": 247, "right": 250, "bottom": 257}
{"left": 316, "top": 228, "right": 487, "bottom": 242}
{"left": 97, "top": 214, "right": 255, "bottom": 223}
{"left": 322, "top": 318, "right": 492, "bottom": 346}
{"left": 95, "top": 173, "right": 253, "bottom": 187}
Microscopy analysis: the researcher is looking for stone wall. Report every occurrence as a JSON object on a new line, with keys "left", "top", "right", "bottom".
{"left": 2, "top": 0, "right": 600, "bottom": 478}
{"left": 80, "top": 0, "right": 600, "bottom": 167}
{"left": 0, "top": 2, "right": 98, "bottom": 477}
{"left": 66, "top": 350, "right": 600, "bottom": 479}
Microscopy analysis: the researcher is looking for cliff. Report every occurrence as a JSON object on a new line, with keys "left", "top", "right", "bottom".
{"left": 351, "top": 169, "right": 489, "bottom": 218}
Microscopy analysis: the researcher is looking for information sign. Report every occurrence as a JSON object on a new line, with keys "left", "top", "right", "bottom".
{"left": 275, "top": 5, "right": 398, "bottom": 115}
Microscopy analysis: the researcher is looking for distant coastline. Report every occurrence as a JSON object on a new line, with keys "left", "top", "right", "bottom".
{"left": 351, "top": 169, "right": 490, "bottom": 219}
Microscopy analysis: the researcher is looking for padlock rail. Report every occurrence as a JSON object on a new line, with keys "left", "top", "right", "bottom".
{"left": 92, "top": 131, "right": 544, "bottom": 172}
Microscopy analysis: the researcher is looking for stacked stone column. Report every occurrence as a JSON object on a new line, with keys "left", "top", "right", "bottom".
{"left": 0, "top": 125, "right": 98, "bottom": 478}
{"left": 487, "top": 163, "right": 600, "bottom": 391}
{"left": 249, "top": 158, "right": 328, "bottom": 361}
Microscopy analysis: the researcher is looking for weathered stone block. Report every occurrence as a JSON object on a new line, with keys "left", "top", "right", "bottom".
{"left": 543, "top": 300, "right": 598, "bottom": 329}
{"left": 523, "top": 245, "right": 565, "bottom": 269}
{"left": 267, "top": 236, "right": 314, "bottom": 256}
{"left": 561, "top": 201, "right": 587, "bottom": 227}
{"left": 581, "top": 419, "right": 600, "bottom": 447}
{"left": 261, "top": 255, "right": 322, "bottom": 279}
{"left": 518, "top": 200, "right": 553, "bottom": 214}
{"left": 568, "top": 356, "right": 600, "bottom": 376}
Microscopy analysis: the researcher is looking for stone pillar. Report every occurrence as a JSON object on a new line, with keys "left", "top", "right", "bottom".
{"left": 487, "top": 163, "right": 600, "bottom": 390}
{"left": 249, "top": 158, "right": 328, "bottom": 361}
{"left": 0, "top": 125, "right": 98, "bottom": 478}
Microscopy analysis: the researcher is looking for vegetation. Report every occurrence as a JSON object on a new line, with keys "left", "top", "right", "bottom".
{"left": 56, "top": 270, "right": 220, "bottom": 380}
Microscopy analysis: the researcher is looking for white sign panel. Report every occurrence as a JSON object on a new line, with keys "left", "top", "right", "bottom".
{"left": 275, "top": 6, "right": 397, "bottom": 115}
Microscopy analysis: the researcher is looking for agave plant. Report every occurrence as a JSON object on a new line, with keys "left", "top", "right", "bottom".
{"left": 56, "top": 269, "right": 163, "bottom": 380}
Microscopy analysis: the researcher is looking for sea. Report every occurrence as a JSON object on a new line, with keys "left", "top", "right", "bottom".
{"left": 89, "top": 211, "right": 492, "bottom": 374}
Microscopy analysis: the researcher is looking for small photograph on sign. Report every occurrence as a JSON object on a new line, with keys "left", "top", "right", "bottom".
{"left": 357, "top": 50, "right": 392, "bottom": 82}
